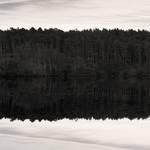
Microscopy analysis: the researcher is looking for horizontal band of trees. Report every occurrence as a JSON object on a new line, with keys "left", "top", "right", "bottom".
{"left": 0, "top": 28, "right": 150, "bottom": 78}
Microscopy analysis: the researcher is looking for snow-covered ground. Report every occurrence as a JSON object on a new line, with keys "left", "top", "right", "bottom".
{"left": 0, "top": 118, "right": 150, "bottom": 150}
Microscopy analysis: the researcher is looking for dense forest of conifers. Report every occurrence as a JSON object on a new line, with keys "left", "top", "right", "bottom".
{"left": 0, "top": 28, "right": 150, "bottom": 78}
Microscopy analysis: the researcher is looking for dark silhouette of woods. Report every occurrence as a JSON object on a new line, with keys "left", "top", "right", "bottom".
{"left": 0, "top": 78, "right": 150, "bottom": 121}
{"left": 0, "top": 28, "right": 150, "bottom": 78}
{"left": 1, "top": 28, "right": 150, "bottom": 121}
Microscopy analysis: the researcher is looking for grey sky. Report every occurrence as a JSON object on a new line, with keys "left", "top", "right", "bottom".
{"left": 0, "top": 0, "right": 150, "bottom": 30}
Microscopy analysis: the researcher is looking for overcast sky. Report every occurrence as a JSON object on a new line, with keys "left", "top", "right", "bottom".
{"left": 0, "top": 0, "right": 150, "bottom": 31}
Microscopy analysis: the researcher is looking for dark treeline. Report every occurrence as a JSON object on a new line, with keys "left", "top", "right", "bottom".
{"left": 0, "top": 78, "right": 150, "bottom": 121}
{"left": 1, "top": 28, "right": 150, "bottom": 78}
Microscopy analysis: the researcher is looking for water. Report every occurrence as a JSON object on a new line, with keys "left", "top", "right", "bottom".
{"left": 0, "top": 78, "right": 150, "bottom": 150}
{"left": 0, "top": 78, "right": 150, "bottom": 121}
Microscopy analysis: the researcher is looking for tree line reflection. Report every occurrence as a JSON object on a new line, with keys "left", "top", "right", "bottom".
{"left": 0, "top": 78, "right": 150, "bottom": 121}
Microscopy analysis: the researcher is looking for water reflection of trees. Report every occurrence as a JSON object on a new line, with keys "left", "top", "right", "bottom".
{"left": 0, "top": 78, "right": 150, "bottom": 121}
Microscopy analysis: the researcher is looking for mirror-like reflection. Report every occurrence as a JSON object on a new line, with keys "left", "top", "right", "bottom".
{"left": 0, "top": 78, "right": 150, "bottom": 121}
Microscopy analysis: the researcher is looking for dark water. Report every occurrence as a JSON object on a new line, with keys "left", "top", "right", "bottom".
{"left": 0, "top": 78, "right": 150, "bottom": 121}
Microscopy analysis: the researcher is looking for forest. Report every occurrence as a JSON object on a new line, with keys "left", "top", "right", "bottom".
{"left": 0, "top": 28, "right": 150, "bottom": 79}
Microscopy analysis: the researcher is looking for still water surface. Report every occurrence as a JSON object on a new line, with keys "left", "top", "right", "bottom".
{"left": 0, "top": 78, "right": 150, "bottom": 150}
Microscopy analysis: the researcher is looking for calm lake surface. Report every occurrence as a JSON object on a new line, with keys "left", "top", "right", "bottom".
{"left": 0, "top": 78, "right": 150, "bottom": 150}
{"left": 0, "top": 78, "right": 150, "bottom": 120}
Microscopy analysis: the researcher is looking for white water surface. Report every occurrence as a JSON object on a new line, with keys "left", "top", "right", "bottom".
{"left": 0, "top": 118, "right": 150, "bottom": 150}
